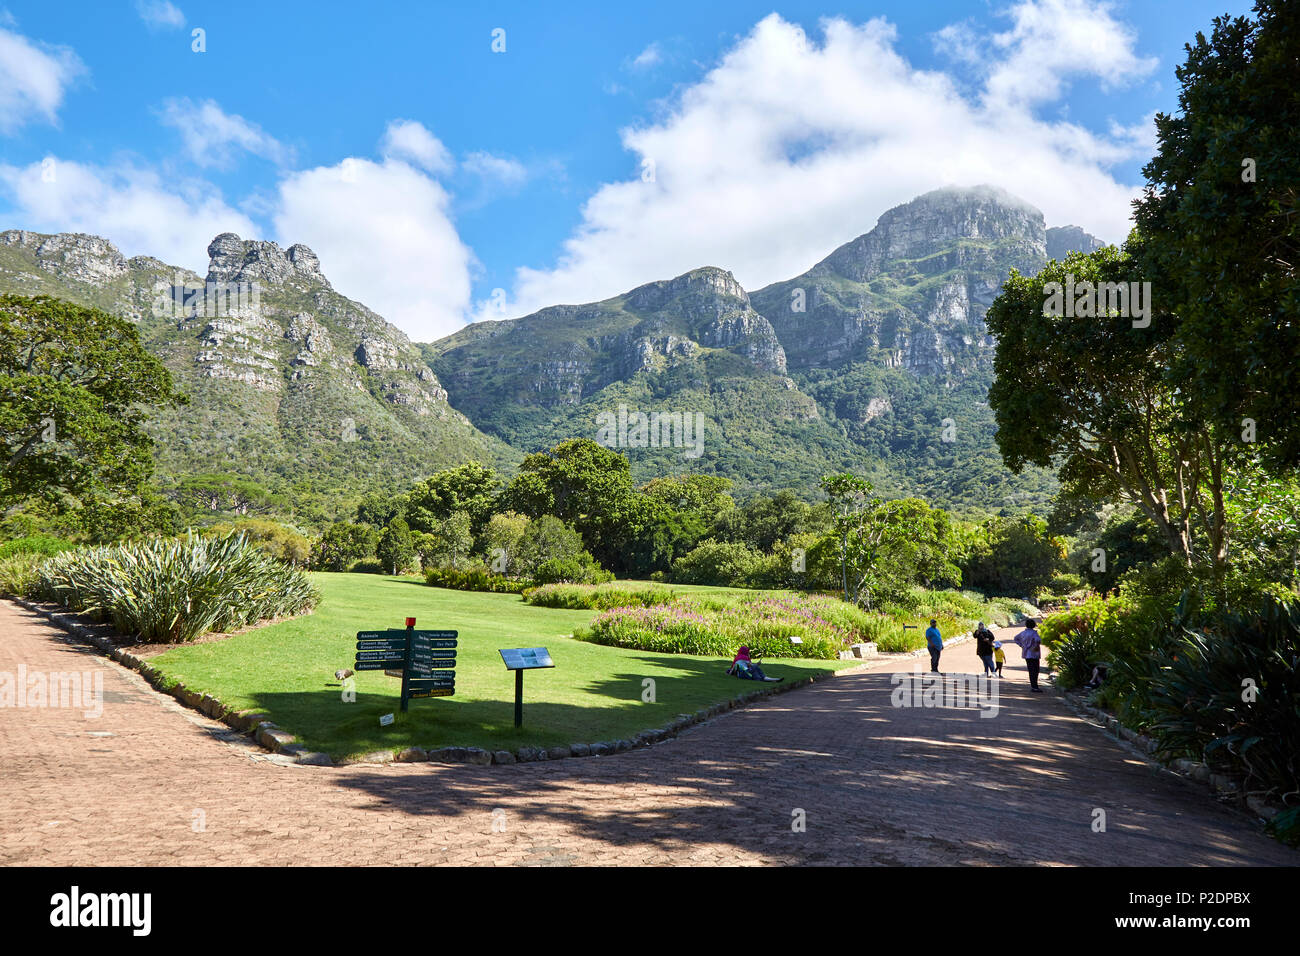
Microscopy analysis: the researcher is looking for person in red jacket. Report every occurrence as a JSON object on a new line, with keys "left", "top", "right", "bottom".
{"left": 729, "top": 646, "right": 782, "bottom": 682}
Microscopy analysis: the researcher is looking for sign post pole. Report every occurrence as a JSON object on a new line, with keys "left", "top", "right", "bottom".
{"left": 399, "top": 617, "right": 415, "bottom": 713}
{"left": 499, "top": 647, "right": 554, "bottom": 730}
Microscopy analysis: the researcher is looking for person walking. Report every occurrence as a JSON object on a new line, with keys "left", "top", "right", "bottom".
{"left": 1013, "top": 619, "right": 1044, "bottom": 692}
{"left": 973, "top": 621, "right": 997, "bottom": 676}
{"left": 925, "top": 619, "right": 943, "bottom": 673}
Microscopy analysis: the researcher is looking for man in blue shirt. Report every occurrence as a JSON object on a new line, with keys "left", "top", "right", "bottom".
{"left": 925, "top": 619, "right": 943, "bottom": 673}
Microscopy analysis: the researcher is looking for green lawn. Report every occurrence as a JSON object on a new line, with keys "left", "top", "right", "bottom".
{"left": 149, "top": 573, "right": 842, "bottom": 760}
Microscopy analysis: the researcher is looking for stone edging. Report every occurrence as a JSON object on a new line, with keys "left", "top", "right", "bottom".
{"left": 1056, "top": 688, "right": 1287, "bottom": 823}
{"left": 9, "top": 597, "right": 888, "bottom": 769}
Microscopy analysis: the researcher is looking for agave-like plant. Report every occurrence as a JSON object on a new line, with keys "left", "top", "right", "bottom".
{"left": 1116, "top": 597, "right": 1300, "bottom": 801}
{"left": 35, "top": 531, "right": 319, "bottom": 643}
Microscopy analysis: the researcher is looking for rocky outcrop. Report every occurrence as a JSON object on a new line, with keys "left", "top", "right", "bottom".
{"left": 0, "top": 226, "right": 507, "bottom": 494}
{"left": 206, "top": 233, "right": 332, "bottom": 291}
{"left": 1046, "top": 225, "right": 1107, "bottom": 261}
{"left": 1, "top": 230, "right": 128, "bottom": 284}
{"left": 750, "top": 185, "right": 1052, "bottom": 375}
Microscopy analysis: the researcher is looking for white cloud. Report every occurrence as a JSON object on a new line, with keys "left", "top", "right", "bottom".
{"left": 0, "top": 26, "right": 85, "bottom": 133}
{"left": 135, "top": 1, "right": 185, "bottom": 30}
{"left": 483, "top": 4, "right": 1159, "bottom": 321}
{"left": 158, "top": 97, "right": 289, "bottom": 169}
{"left": 982, "top": 0, "right": 1158, "bottom": 108}
{"left": 0, "top": 157, "right": 257, "bottom": 272}
{"left": 272, "top": 158, "right": 474, "bottom": 341}
{"left": 462, "top": 151, "right": 528, "bottom": 188}
{"left": 630, "top": 43, "right": 663, "bottom": 70}
{"left": 381, "top": 119, "right": 453, "bottom": 174}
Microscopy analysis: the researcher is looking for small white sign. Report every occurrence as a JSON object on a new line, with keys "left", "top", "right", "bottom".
{"left": 379, "top": 713, "right": 394, "bottom": 727}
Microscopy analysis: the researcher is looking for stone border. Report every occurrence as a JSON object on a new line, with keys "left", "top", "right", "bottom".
{"left": 9, "top": 597, "right": 899, "bottom": 769}
{"left": 1056, "top": 687, "right": 1287, "bottom": 823}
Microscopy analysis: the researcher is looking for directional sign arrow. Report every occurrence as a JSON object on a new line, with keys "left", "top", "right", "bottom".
{"left": 408, "top": 659, "right": 457, "bottom": 671}
{"left": 355, "top": 660, "right": 406, "bottom": 671}
{"left": 356, "top": 639, "right": 408, "bottom": 652}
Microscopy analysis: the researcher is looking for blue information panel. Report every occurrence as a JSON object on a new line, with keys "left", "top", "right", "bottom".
{"left": 499, "top": 647, "right": 554, "bottom": 670}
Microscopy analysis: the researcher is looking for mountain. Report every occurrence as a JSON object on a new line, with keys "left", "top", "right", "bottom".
{"left": 0, "top": 185, "right": 1105, "bottom": 522}
{"left": 425, "top": 186, "right": 1104, "bottom": 513}
{"left": 0, "top": 229, "right": 515, "bottom": 524}
{"left": 420, "top": 265, "right": 855, "bottom": 492}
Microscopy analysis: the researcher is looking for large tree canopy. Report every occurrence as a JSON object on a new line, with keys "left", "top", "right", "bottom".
{"left": 1132, "top": 0, "right": 1300, "bottom": 468}
{"left": 0, "top": 294, "right": 184, "bottom": 516}
{"left": 986, "top": 245, "right": 1239, "bottom": 572}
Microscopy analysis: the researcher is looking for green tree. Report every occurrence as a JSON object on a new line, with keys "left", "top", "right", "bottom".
{"left": 986, "top": 245, "right": 1236, "bottom": 574}
{"left": 480, "top": 511, "right": 531, "bottom": 575}
{"left": 504, "top": 439, "right": 650, "bottom": 572}
{"left": 1131, "top": 0, "right": 1300, "bottom": 469}
{"left": 311, "top": 522, "right": 379, "bottom": 571}
{"left": 514, "top": 515, "right": 590, "bottom": 575}
{"left": 961, "top": 514, "right": 1067, "bottom": 597}
{"left": 0, "top": 294, "right": 185, "bottom": 517}
{"left": 422, "top": 511, "right": 473, "bottom": 569}
{"left": 819, "top": 474, "right": 944, "bottom": 608}
{"left": 354, "top": 491, "right": 406, "bottom": 529}
{"left": 376, "top": 517, "right": 416, "bottom": 575}
{"left": 404, "top": 462, "right": 500, "bottom": 535}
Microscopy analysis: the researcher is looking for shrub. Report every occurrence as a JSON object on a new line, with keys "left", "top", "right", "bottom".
{"left": 33, "top": 532, "right": 319, "bottom": 643}
{"left": 1048, "top": 629, "right": 1103, "bottom": 689}
{"left": 0, "top": 535, "right": 76, "bottom": 560}
{"left": 523, "top": 581, "right": 677, "bottom": 610}
{"left": 1117, "top": 597, "right": 1300, "bottom": 800}
{"left": 669, "top": 539, "right": 762, "bottom": 586}
{"left": 577, "top": 592, "right": 903, "bottom": 659}
{"left": 203, "top": 519, "right": 312, "bottom": 566}
{"left": 533, "top": 552, "right": 613, "bottom": 585}
{"left": 0, "top": 552, "right": 44, "bottom": 597}
{"left": 424, "top": 565, "right": 530, "bottom": 593}
{"left": 347, "top": 559, "right": 384, "bottom": 574}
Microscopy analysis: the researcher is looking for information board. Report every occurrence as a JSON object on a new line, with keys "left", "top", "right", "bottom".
{"left": 499, "top": 647, "right": 554, "bottom": 670}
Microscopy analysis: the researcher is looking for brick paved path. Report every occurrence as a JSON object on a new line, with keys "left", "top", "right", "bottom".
{"left": 1, "top": 601, "right": 1294, "bottom": 866}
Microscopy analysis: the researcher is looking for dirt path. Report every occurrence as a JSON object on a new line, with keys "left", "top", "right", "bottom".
{"left": 1, "top": 602, "right": 1293, "bottom": 866}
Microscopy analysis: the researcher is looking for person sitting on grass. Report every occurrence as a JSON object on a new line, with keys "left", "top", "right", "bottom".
{"left": 729, "top": 645, "right": 782, "bottom": 682}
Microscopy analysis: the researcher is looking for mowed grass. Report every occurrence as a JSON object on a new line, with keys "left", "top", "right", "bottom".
{"left": 149, "top": 573, "right": 842, "bottom": 760}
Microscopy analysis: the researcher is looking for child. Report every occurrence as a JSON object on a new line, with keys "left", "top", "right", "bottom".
{"left": 993, "top": 641, "right": 1006, "bottom": 677}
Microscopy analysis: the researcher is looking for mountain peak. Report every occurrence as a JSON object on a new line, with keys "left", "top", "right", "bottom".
{"left": 206, "top": 233, "right": 331, "bottom": 290}
{"left": 818, "top": 185, "right": 1046, "bottom": 283}
{"left": 623, "top": 266, "right": 749, "bottom": 312}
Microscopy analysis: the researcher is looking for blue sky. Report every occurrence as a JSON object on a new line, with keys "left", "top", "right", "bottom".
{"left": 0, "top": 0, "right": 1255, "bottom": 340}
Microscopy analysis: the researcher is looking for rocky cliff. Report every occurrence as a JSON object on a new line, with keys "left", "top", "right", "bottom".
{"left": 424, "top": 186, "right": 1100, "bottom": 508}
{"left": 0, "top": 229, "right": 513, "bottom": 519}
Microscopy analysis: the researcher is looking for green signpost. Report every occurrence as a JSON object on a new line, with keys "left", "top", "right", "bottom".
{"left": 355, "top": 619, "right": 458, "bottom": 712}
